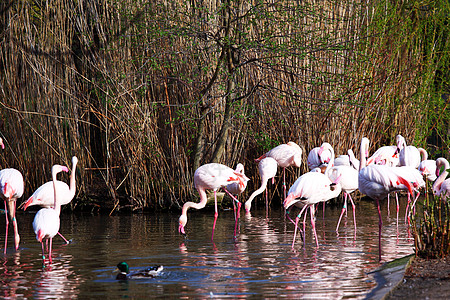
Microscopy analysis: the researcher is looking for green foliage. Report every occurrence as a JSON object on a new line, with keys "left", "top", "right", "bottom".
{"left": 412, "top": 191, "right": 450, "bottom": 258}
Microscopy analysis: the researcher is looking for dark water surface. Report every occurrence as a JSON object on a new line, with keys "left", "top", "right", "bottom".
{"left": 1, "top": 197, "right": 415, "bottom": 299}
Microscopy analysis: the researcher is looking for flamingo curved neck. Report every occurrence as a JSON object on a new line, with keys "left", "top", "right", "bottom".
{"left": 433, "top": 159, "right": 449, "bottom": 194}
{"left": 70, "top": 161, "right": 78, "bottom": 196}
{"left": 182, "top": 188, "right": 208, "bottom": 215}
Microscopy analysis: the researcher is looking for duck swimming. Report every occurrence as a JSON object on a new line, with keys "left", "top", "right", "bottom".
{"left": 115, "top": 262, "right": 163, "bottom": 280}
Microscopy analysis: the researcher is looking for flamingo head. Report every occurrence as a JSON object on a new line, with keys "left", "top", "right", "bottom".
{"left": 178, "top": 215, "right": 187, "bottom": 235}
{"left": 244, "top": 200, "right": 252, "bottom": 213}
{"left": 0, "top": 137, "right": 4, "bottom": 149}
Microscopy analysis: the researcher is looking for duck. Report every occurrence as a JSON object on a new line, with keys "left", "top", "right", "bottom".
{"left": 115, "top": 262, "right": 163, "bottom": 280}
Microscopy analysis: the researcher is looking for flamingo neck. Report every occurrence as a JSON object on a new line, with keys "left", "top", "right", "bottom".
{"left": 69, "top": 161, "right": 78, "bottom": 197}
{"left": 52, "top": 171, "right": 61, "bottom": 215}
{"left": 433, "top": 159, "right": 449, "bottom": 194}
{"left": 182, "top": 187, "right": 209, "bottom": 215}
{"left": 359, "top": 139, "right": 369, "bottom": 171}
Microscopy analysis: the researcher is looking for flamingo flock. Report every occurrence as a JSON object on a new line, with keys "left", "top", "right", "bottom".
{"left": 1, "top": 133, "right": 448, "bottom": 263}
{"left": 1, "top": 137, "right": 77, "bottom": 263}
{"left": 178, "top": 135, "right": 449, "bottom": 261}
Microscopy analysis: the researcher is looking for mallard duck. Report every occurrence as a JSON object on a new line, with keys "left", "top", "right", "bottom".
{"left": 115, "top": 262, "right": 163, "bottom": 280}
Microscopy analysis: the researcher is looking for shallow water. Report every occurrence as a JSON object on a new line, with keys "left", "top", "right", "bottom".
{"left": 1, "top": 196, "right": 415, "bottom": 299}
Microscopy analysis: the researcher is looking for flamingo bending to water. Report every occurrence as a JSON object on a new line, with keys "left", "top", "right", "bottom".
{"left": 178, "top": 163, "right": 249, "bottom": 240}
{"left": 255, "top": 142, "right": 302, "bottom": 200}
{"left": 0, "top": 168, "right": 24, "bottom": 254}
{"left": 245, "top": 157, "right": 278, "bottom": 213}
{"left": 284, "top": 142, "right": 342, "bottom": 248}
{"left": 33, "top": 164, "right": 69, "bottom": 263}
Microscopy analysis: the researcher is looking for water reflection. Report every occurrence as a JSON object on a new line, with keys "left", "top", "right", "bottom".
{"left": 0, "top": 197, "right": 416, "bottom": 299}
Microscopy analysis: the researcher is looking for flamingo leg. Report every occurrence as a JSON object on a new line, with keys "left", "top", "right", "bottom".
{"left": 376, "top": 198, "right": 383, "bottom": 261}
{"left": 291, "top": 205, "right": 307, "bottom": 248}
{"left": 387, "top": 193, "right": 390, "bottom": 217}
{"left": 9, "top": 200, "right": 20, "bottom": 250}
{"left": 405, "top": 192, "right": 411, "bottom": 224}
{"left": 211, "top": 191, "right": 218, "bottom": 241}
{"left": 58, "top": 232, "right": 70, "bottom": 244}
{"left": 41, "top": 241, "right": 46, "bottom": 260}
{"left": 283, "top": 168, "right": 286, "bottom": 202}
{"left": 302, "top": 207, "right": 308, "bottom": 243}
{"left": 48, "top": 237, "right": 53, "bottom": 263}
{"left": 310, "top": 205, "right": 319, "bottom": 247}
{"left": 3, "top": 200, "right": 9, "bottom": 254}
{"left": 336, "top": 193, "right": 348, "bottom": 233}
{"left": 348, "top": 194, "right": 357, "bottom": 236}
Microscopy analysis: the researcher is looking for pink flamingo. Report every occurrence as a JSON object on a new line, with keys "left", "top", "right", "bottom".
{"left": 255, "top": 142, "right": 302, "bottom": 200}
{"left": 284, "top": 142, "right": 342, "bottom": 248}
{"left": 245, "top": 157, "right": 278, "bottom": 213}
{"left": 0, "top": 137, "right": 4, "bottom": 149}
{"left": 23, "top": 156, "right": 78, "bottom": 243}
{"left": 0, "top": 168, "right": 24, "bottom": 254}
{"left": 358, "top": 137, "right": 415, "bottom": 261}
{"left": 433, "top": 157, "right": 450, "bottom": 200}
{"left": 224, "top": 163, "right": 248, "bottom": 236}
{"left": 328, "top": 165, "right": 359, "bottom": 234}
{"left": 396, "top": 134, "right": 421, "bottom": 168}
{"left": 33, "top": 164, "right": 69, "bottom": 263}
{"left": 418, "top": 148, "right": 437, "bottom": 182}
{"left": 307, "top": 145, "right": 332, "bottom": 170}
{"left": 178, "top": 163, "right": 249, "bottom": 240}
{"left": 367, "top": 145, "right": 399, "bottom": 167}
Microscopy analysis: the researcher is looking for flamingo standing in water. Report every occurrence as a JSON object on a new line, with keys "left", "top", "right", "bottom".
{"left": 433, "top": 157, "right": 450, "bottom": 200}
{"left": 178, "top": 163, "right": 249, "bottom": 241}
{"left": 0, "top": 168, "right": 24, "bottom": 254}
{"left": 358, "top": 137, "right": 416, "bottom": 261}
{"left": 255, "top": 142, "right": 302, "bottom": 200}
{"left": 328, "top": 164, "right": 359, "bottom": 234}
{"left": 24, "top": 156, "right": 78, "bottom": 243}
{"left": 33, "top": 164, "right": 69, "bottom": 263}
{"left": 284, "top": 142, "right": 342, "bottom": 248}
{"left": 224, "top": 163, "right": 248, "bottom": 236}
{"left": 245, "top": 157, "right": 278, "bottom": 213}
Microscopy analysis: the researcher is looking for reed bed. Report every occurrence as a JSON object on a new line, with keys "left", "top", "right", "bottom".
{"left": 0, "top": 0, "right": 448, "bottom": 211}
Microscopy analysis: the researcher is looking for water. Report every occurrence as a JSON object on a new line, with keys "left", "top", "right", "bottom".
{"left": 0, "top": 196, "right": 415, "bottom": 299}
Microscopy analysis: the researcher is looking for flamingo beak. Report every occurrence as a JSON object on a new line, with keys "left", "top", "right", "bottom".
{"left": 178, "top": 224, "right": 186, "bottom": 236}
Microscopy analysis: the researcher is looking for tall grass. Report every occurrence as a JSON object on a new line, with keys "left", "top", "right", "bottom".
{"left": 0, "top": 0, "right": 448, "bottom": 211}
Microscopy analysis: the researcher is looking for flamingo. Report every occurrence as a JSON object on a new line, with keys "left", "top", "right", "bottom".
{"left": 307, "top": 145, "right": 332, "bottom": 170}
{"left": 0, "top": 168, "right": 24, "bottom": 254}
{"left": 32, "top": 164, "right": 69, "bottom": 263}
{"left": 396, "top": 134, "right": 421, "bottom": 168}
{"left": 367, "top": 145, "right": 399, "bottom": 167}
{"left": 328, "top": 165, "right": 359, "bottom": 233}
{"left": 418, "top": 148, "right": 437, "bottom": 182}
{"left": 255, "top": 142, "right": 302, "bottom": 200}
{"left": 178, "top": 163, "right": 249, "bottom": 241}
{"left": 0, "top": 137, "right": 4, "bottom": 149}
{"left": 433, "top": 157, "right": 450, "bottom": 200}
{"left": 284, "top": 142, "right": 342, "bottom": 248}
{"left": 23, "top": 156, "right": 78, "bottom": 243}
{"left": 224, "top": 163, "right": 248, "bottom": 236}
{"left": 244, "top": 157, "right": 278, "bottom": 213}
{"left": 358, "top": 137, "right": 416, "bottom": 261}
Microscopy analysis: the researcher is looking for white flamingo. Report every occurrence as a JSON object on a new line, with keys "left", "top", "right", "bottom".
{"left": 245, "top": 157, "right": 278, "bottom": 213}
{"left": 433, "top": 157, "right": 450, "bottom": 200}
{"left": 33, "top": 164, "right": 69, "bottom": 263}
{"left": 178, "top": 163, "right": 249, "bottom": 240}
{"left": 284, "top": 142, "right": 342, "bottom": 248}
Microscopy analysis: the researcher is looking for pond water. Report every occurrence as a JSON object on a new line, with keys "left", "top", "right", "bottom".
{"left": 1, "top": 196, "right": 415, "bottom": 299}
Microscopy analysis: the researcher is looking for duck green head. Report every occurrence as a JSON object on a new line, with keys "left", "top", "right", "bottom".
{"left": 116, "top": 262, "right": 129, "bottom": 274}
